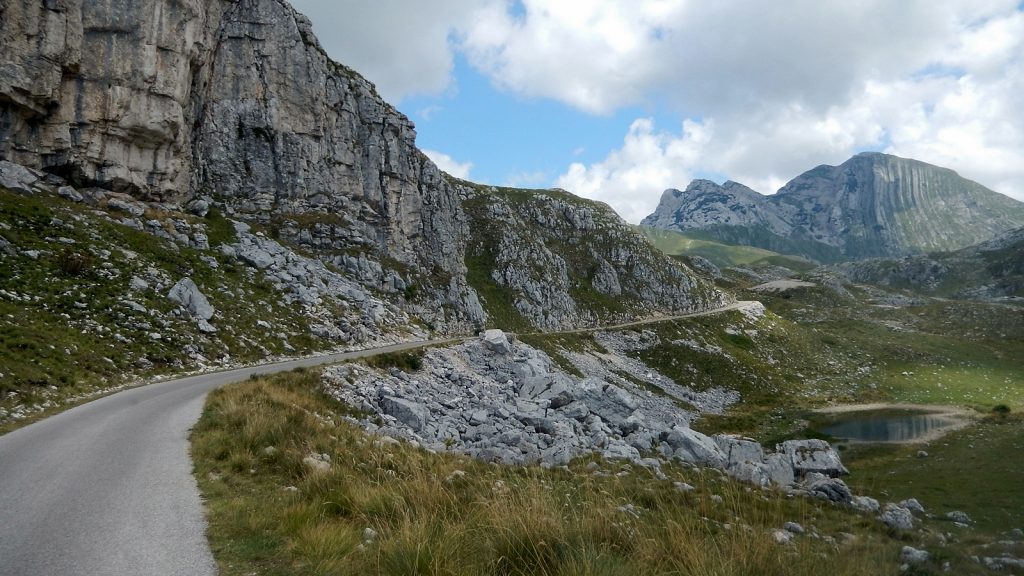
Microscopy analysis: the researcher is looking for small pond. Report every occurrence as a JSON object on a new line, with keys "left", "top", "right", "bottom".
{"left": 816, "top": 410, "right": 960, "bottom": 443}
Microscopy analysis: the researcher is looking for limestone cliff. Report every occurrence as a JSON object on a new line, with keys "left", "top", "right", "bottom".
{"left": 0, "top": 0, "right": 722, "bottom": 332}
{"left": 642, "top": 153, "right": 1024, "bottom": 262}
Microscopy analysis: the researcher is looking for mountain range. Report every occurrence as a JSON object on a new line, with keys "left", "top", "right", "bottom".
{"left": 641, "top": 152, "right": 1024, "bottom": 263}
{"left": 0, "top": 0, "right": 723, "bottom": 336}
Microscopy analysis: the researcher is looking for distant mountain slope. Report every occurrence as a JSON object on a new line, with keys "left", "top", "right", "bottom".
{"left": 635, "top": 226, "right": 814, "bottom": 271}
{"left": 641, "top": 153, "right": 1024, "bottom": 262}
{"left": 834, "top": 226, "right": 1024, "bottom": 299}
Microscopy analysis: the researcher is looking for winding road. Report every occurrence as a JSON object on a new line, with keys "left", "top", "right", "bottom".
{"left": 0, "top": 302, "right": 755, "bottom": 576}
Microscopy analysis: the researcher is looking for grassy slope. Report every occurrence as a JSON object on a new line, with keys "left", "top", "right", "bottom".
{"left": 636, "top": 226, "right": 817, "bottom": 273}
{"left": 755, "top": 286, "right": 1024, "bottom": 410}
{"left": 191, "top": 280, "right": 1024, "bottom": 575}
{"left": 193, "top": 370, "right": 905, "bottom": 576}
{"left": 0, "top": 188, "right": 326, "bottom": 430}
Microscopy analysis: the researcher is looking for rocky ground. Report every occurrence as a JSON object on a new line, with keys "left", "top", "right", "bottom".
{"left": 324, "top": 329, "right": 889, "bottom": 509}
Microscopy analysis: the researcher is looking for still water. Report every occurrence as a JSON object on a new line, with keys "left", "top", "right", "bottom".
{"left": 818, "top": 411, "right": 958, "bottom": 442}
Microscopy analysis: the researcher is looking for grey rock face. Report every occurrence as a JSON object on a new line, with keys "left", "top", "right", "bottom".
{"left": 0, "top": 0, "right": 480, "bottom": 332}
{"left": 463, "top": 188, "right": 729, "bottom": 330}
{"left": 641, "top": 180, "right": 779, "bottom": 231}
{"left": 880, "top": 504, "right": 915, "bottom": 530}
{"left": 167, "top": 278, "right": 215, "bottom": 320}
{"left": 0, "top": 0, "right": 721, "bottom": 333}
{"left": 642, "top": 153, "right": 1024, "bottom": 261}
{"left": 482, "top": 329, "right": 512, "bottom": 354}
{"left": 778, "top": 439, "right": 849, "bottom": 479}
{"left": 380, "top": 396, "right": 429, "bottom": 432}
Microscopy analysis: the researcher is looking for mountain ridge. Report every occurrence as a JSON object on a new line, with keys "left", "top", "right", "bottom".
{"left": 642, "top": 152, "right": 1024, "bottom": 262}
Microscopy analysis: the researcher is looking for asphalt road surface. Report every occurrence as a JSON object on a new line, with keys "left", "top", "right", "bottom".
{"left": 0, "top": 300, "right": 754, "bottom": 576}
{"left": 0, "top": 339, "right": 446, "bottom": 576}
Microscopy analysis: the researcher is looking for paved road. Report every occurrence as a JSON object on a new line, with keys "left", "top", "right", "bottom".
{"left": 0, "top": 339, "right": 451, "bottom": 576}
{"left": 0, "top": 301, "right": 754, "bottom": 576}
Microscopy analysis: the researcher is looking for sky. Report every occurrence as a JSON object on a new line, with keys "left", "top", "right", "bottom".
{"left": 290, "top": 0, "right": 1024, "bottom": 223}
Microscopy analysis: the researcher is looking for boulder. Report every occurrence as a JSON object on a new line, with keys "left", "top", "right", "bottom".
{"left": 945, "top": 510, "right": 972, "bottom": 524}
{"left": 559, "top": 401, "right": 590, "bottom": 420}
{"left": 728, "top": 461, "right": 772, "bottom": 487}
{"left": 851, "top": 495, "right": 880, "bottom": 513}
{"left": 167, "top": 278, "right": 215, "bottom": 320}
{"left": 663, "top": 426, "right": 727, "bottom": 468}
{"left": 302, "top": 453, "right": 331, "bottom": 473}
{"left": 238, "top": 245, "right": 277, "bottom": 269}
{"left": 380, "top": 396, "right": 429, "bottom": 431}
{"left": 715, "top": 435, "right": 765, "bottom": 468}
{"left": 482, "top": 329, "right": 512, "bottom": 354}
{"left": 542, "top": 378, "right": 575, "bottom": 409}
{"left": 879, "top": 504, "right": 914, "bottom": 530}
{"left": 898, "top": 498, "right": 926, "bottom": 516}
{"left": 58, "top": 186, "right": 83, "bottom": 202}
{"left": 900, "top": 546, "right": 929, "bottom": 565}
{"left": 778, "top": 439, "right": 848, "bottom": 478}
{"left": 0, "top": 161, "right": 39, "bottom": 195}
{"left": 577, "top": 377, "right": 639, "bottom": 431}
{"left": 802, "top": 472, "right": 852, "bottom": 504}
{"left": 762, "top": 452, "right": 795, "bottom": 485}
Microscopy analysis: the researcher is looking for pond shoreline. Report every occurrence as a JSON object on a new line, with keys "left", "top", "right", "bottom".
{"left": 812, "top": 402, "right": 978, "bottom": 444}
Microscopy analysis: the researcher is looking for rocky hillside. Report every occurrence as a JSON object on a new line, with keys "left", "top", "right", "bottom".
{"left": 642, "top": 153, "right": 1024, "bottom": 262}
{"left": 458, "top": 183, "right": 727, "bottom": 331}
{"left": 0, "top": 0, "right": 722, "bottom": 335}
{"left": 833, "top": 226, "right": 1024, "bottom": 300}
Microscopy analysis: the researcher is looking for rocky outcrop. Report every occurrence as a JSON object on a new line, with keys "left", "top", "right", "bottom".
{"left": 1, "top": 0, "right": 721, "bottom": 333}
{"left": 461, "top": 186, "right": 728, "bottom": 330}
{"left": 642, "top": 153, "right": 1024, "bottom": 262}
{"left": 324, "top": 330, "right": 846, "bottom": 491}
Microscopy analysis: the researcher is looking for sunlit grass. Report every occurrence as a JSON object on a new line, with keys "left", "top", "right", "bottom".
{"left": 193, "top": 369, "right": 916, "bottom": 576}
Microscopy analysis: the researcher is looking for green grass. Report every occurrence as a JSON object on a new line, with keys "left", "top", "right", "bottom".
{"left": 0, "top": 187, "right": 328, "bottom": 429}
{"left": 843, "top": 414, "right": 1024, "bottom": 538}
{"left": 193, "top": 369, "right": 920, "bottom": 576}
{"left": 750, "top": 287, "right": 1024, "bottom": 411}
{"left": 364, "top": 350, "right": 424, "bottom": 373}
{"left": 636, "top": 226, "right": 789, "bottom": 268}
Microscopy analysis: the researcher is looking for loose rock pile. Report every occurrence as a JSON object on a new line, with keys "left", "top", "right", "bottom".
{"left": 324, "top": 330, "right": 848, "bottom": 491}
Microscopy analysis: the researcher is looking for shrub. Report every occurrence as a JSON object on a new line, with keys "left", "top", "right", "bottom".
{"left": 365, "top": 350, "right": 423, "bottom": 372}
{"left": 56, "top": 250, "right": 94, "bottom": 277}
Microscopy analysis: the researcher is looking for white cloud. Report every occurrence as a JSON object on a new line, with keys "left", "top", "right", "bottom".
{"left": 290, "top": 1, "right": 1024, "bottom": 217}
{"left": 504, "top": 171, "right": 548, "bottom": 188}
{"left": 423, "top": 149, "right": 474, "bottom": 179}
{"left": 547, "top": 2, "right": 1024, "bottom": 219}
{"left": 556, "top": 118, "right": 710, "bottom": 223}
{"left": 288, "top": 0, "right": 494, "bottom": 101}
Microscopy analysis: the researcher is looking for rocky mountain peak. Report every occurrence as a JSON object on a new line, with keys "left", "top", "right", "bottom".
{"left": 642, "top": 153, "right": 1024, "bottom": 262}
